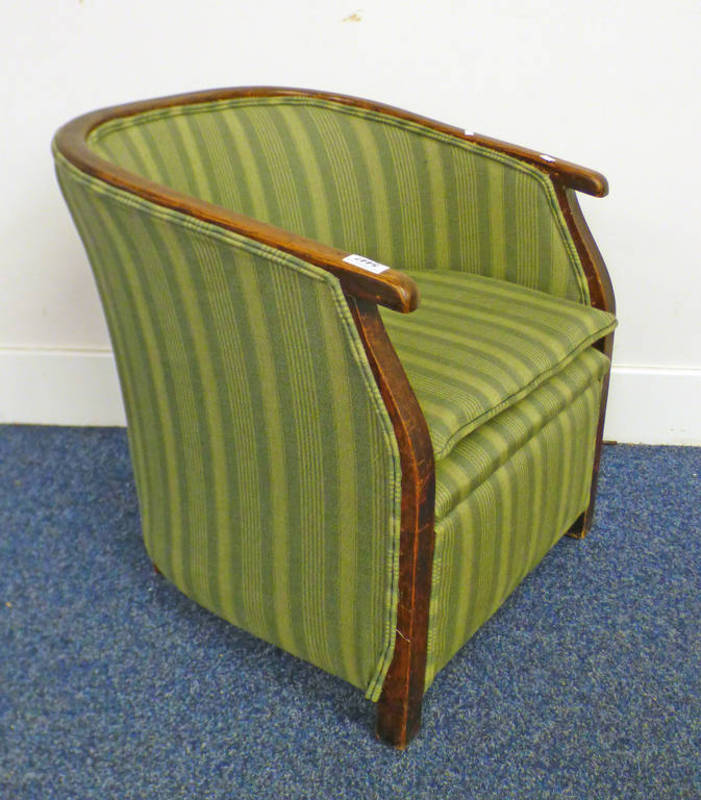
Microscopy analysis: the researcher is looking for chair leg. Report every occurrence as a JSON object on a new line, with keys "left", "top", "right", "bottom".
{"left": 566, "top": 494, "right": 599, "bottom": 539}
{"left": 375, "top": 637, "right": 425, "bottom": 749}
{"left": 567, "top": 511, "right": 588, "bottom": 539}
{"left": 376, "top": 699, "right": 422, "bottom": 750}
{"left": 567, "top": 357, "right": 612, "bottom": 540}
{"left": 374, "top": 512, "right": 434, "bottom": 749}
{"left": 373, "top": 503, "right": 435, "bottom": 749}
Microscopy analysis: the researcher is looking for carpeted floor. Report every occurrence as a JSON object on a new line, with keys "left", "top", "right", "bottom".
{"left": 1, "top": 426, "right": 699, "bottom": 799}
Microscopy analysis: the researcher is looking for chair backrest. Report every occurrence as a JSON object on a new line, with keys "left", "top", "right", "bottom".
{"left": 85, "top": 94, "right": 590, "bottom": 303}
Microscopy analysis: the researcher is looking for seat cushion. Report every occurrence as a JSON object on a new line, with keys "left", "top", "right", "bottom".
{"left": 434, "top": 347, "right": 610, "bottom": 520}
{"left": 380, "top": 271, "right": 616, "bottom": 460}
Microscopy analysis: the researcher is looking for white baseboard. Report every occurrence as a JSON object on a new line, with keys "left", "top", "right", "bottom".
{"left": 1, "top": 348, "right": 699, "bottom": 444}
{"left": 604, "top": 365, "right": 700, "bottom": 445}
{"left": 0, "top": 348, "right": 127, "bottom": 427}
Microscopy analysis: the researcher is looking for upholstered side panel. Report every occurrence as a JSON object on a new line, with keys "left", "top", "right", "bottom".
{"left": 54, "top": 152, "right": 402, "bottom": 701}
{"left": 87, "top": 97, "right": 590, "bottom": 302}
{"left": 425, "top": 376, "right": 603, "bottom": 688}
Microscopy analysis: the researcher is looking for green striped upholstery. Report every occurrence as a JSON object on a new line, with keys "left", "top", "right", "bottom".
{"left": 434, "top": 347, "right": 610, "bottom": 520}
{"left": 53, "top": 151, "right": 402, "bottom": 701}
{"left": 426, "top": 374, "right": 604, "bottom": 687}
{"left": 53, "top": 94, "right": 615, "bottom": 714}
{"left": 87, "top": 96, "right": 590, "bottom": 302}
{"left": 380, "top": 271, "right": 616, "bottom": 460}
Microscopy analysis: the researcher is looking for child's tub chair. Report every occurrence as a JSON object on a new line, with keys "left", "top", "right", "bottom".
{"left": 53, "top": 87, "right": 616, "bottom": 747}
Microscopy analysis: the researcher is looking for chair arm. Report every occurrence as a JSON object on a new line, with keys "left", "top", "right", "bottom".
{"left": 54, "top": 112, "right": 420, "bottom": 314}
{"left": 457, "top": 132, "right": 608, "bottom": 198}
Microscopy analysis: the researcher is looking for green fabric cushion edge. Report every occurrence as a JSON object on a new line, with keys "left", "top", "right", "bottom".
{"left": 434, "top": 347, "right": 610, "bottom": 520}
{"left": 431, "top": 315, "right": 616, "bottom": 462}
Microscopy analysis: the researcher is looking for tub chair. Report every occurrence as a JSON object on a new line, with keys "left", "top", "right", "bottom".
{"left": 53, "top": 87, "right": 616, "bottom": 747}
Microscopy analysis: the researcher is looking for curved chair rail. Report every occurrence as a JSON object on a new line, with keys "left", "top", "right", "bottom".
{"left": 53, "top": 86, "right": 615, "bottom": 316}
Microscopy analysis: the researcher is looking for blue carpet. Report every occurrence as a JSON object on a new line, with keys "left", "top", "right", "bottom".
{"left": 1, "top": 426, "right": 699, "bottom": 799}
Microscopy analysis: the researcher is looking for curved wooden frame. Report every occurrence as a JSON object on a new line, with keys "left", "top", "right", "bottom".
{"left": 55, "top": 86, "right": 615, "bottom": 747}
{"left": 347, "top": 298, "right": 435, "bottom": 747}
{"left": 553, "top": 184, "right": 616, "bottom": 537}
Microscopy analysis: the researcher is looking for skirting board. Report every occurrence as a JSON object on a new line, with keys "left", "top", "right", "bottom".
{"left": 604, "top": 365, "right": 700, "bottom": 445}
{"left": 1, "top": 348, "right": 699, "bottom": 445}
{"left": 0, "top": 348, "right": 127, "bottom": 428}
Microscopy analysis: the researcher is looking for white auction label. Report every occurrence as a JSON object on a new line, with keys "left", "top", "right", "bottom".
{"left": 342, "top": 254, "right": 390, "bottom": 275}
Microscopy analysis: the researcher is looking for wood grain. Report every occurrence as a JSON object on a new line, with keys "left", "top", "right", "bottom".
{"left": 346, "top": 296, "right": 436, "bottom": 749}
{"left": 554, "top": 180, "right": 616, "bottom": 538}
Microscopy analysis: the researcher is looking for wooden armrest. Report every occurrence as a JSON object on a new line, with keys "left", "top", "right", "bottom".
{"left": 457, "top": 131, "right": 608, "bottom": 198}
{"left": 54, "top": 110, "right": 419, "bottom": 314}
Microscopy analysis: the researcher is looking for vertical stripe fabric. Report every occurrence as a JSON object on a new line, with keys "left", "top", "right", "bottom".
{"left": 425, "top": 376, "right": 604, "bottom": 688}
{"left": 53, "top": 152, "right": 402, "bottom": 701}
{"left": 86, "top": 97, "right": 590, "bottom": 303}
{"left": 433, "top": 348, "right": 610, "bottom": 520}
{"left": 53, "top": 94, "right": 614, "bottom": 705}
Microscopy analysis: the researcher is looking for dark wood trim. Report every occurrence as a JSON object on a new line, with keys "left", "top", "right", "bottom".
{"left": 554, "top": 179, "right": 616, "bottom": 539}
{"left": 346, "top": 296, "right": 436, "bottom": 749}
{"left": 552, "top": 183, "right": 615, "bottom": 315}
{"left": 462, "top": 132, "right": 607, "bottom": 197}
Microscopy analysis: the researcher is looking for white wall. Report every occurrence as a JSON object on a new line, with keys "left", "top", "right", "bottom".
{"left": 1, "top": 0, "right": 699, "bottom": 442}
